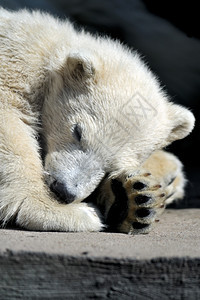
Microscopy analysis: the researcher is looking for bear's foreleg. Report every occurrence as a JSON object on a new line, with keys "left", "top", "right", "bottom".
{"left": 97, "top": 150, "right": 185, "bottom": 234}
{"left": 0, "top": 107, "right": 103, "bottom": 232}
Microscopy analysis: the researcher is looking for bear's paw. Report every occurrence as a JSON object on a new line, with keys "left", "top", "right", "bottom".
{"left": 105, "top": 170, "right": 177, "bottom": 234}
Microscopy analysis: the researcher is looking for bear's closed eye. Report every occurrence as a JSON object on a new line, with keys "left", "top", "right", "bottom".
{"left": 73, "top": 124, "right": 82, "bottom": 142}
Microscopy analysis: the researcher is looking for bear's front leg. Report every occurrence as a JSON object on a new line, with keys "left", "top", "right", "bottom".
{"left": 97, "top": 150, "right": 185, "bottom": 234}
{"left": 0, "top": 108, "right": 103, "bottom": 232}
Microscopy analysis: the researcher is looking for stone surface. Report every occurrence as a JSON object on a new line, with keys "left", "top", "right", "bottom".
{"left": 1, "top": 209, "right": 200, "bottom": 259}
{"left": 0, "top": 209, "right": 200, "bottom": 299}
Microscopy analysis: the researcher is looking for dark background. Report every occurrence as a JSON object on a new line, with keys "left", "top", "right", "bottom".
{"left": 0, "top": 0, "right": 199, "bottom": 207}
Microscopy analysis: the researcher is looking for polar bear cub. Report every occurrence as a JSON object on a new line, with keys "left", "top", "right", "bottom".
{"left": 0, "top": 9, "right": 194, "bottom": 233}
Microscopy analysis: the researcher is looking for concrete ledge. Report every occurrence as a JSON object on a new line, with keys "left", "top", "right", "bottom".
{"left": 0, "top": 209, "right": 200, "bottom": 299}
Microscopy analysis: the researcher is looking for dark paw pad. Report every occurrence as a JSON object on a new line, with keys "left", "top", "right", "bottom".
{"left": 106, "top": 179, "right": 129, "bottom": 230}
{"left": 136, "top": 208, "right": 152, "bottom": 218}
{"left": 132, "top": 222, "right": 150, "bottom": 230}
{"left": 133, "top": 182, "right": 147, "bottom": 190}
{"left": 111, "top": 179, "right": 126, "bottom": 201}
{"left": 135, "top": 195, "right": 151, "bottom": 205}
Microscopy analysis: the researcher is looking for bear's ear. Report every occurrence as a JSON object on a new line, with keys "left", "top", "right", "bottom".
{"left": 65, "top": 51, "right": 95, "bottom": 80}
{"left": 167, "top": 104, "right": 195, "bottom": 144}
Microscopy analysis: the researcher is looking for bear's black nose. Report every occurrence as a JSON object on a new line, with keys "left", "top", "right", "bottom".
{"left": 50, "top": 180, "right": 75, "bottom": 204}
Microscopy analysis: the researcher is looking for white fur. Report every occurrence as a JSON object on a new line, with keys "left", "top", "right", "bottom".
{"left": 0, "top": 9, "right": 195, "bottom": 231}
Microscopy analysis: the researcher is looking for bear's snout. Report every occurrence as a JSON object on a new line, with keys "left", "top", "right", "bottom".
{"left": 50, "top": 180, "right": 75, "bottom": 204}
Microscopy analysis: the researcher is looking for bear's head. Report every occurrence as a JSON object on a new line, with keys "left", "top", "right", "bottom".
{"left": 42, "top": 38, "right": 195, "bottom": 203}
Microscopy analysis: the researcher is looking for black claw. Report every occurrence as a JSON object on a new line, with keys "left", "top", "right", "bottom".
{"left": 136, "top": 208, "right": 151, "bottom": 218}
{"left": 132, "top": 222, "right": 150, "bottom": 230}
{"left": 127, "top": 174, "right": 134, "bottom": 178}
{"left": 133, "top": 182, "right": 147, "bottom": 190}
{"left": 166, "top": 192, "right": 175, "bottom": 199}
{"left": 168, "top": 177, "right": 176, "bottom": 186}
{"left": 160, "top": 193, "right": 165, "bottom": 198}
{"left": 106, "top": 179, "right": 129, "bottom": 231}
{"left": 135, "top": 195, "right": 151, "bottom": 205}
